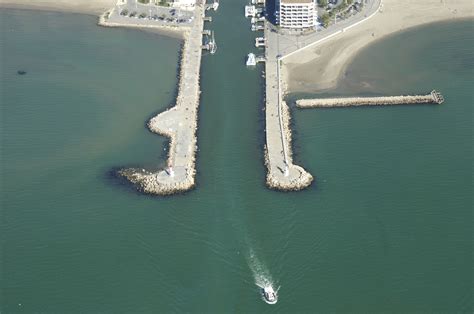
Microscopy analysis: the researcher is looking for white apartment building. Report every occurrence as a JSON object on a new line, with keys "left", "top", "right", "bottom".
{"left": 276, "top": 0, "right": 317, "bottom": 29}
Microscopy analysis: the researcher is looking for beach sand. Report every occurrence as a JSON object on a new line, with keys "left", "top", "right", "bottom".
{"left": 0, "top": 0, "right": 116, "bottom": 14}
{"left": 283, "top": 0, "right": 474, "bottom": 93}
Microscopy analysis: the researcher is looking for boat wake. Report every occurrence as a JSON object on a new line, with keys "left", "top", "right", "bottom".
{"left": 246, "top": 249, "right": 279, "bottom": 304}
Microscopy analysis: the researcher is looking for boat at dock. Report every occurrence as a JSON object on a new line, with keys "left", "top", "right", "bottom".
{"left": 245, "top": 5, "right": 256, "bottom": 17}
{"left": 246, "top": 53, "right": 256, "bottom": 66}
{"left": 205, "top": 0, "right": 219, "bottom": 11}
{"left": 251, "top": 23, "right": 264, "bottom": 31}
{"left": 262, "top": 285, "right": 277, "bottom": 304}
{"left": 255, "top": 37, "right": 266, "bottom": 48}
{"left": 202, "top": 31, "right": 217, "bottom": 54}
{"left": 208, "top": 31, "right": 217, "bottom": 54}
{"left": 246, "top": 53, "right": 266, "bottom": 66}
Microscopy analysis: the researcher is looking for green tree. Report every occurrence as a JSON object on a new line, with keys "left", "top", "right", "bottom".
{"left": 317, "top": 0, "right": 328, "bottom": 8}
{"left": 320, "top": 13, "right": 331, "bottom": 27}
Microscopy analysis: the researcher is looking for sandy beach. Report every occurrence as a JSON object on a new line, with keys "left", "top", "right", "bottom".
{"left": 0, "top": 0, "right": 116, "bottom": 14}
{"left": 283, "top": 0, "right": 474, "bottom": 93}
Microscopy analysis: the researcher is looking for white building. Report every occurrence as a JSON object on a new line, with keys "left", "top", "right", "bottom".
{"left": 171, "top": 0, "right": 196, "bottom": 10}
{"left": 276, "top": 0, "right": 317, "bottom": 29}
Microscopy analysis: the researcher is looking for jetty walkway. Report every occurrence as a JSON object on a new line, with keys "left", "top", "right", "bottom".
{"left": 264, "top": 38, "right": 313, "bottom": 190}
{"left": 263, "top": 0, "right": 381, "bottom": 191}
{"left": 119, "top": 2, "right": 206, "bottom": 195}
{"left": 297, "top": 91, "right": 445, "bottom": 108}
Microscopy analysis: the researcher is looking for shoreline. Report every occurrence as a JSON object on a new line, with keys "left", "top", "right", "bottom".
{"left": 1, "top": 2, "right": 186, "bottom": 39}
{"left": 283, "top": 0, "right": 474, "bottom": 93}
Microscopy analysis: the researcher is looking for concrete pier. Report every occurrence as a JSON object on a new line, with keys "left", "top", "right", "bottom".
{"left": 119, "top": 2, "right": 206, "bottom": 195}
{"left": 297, "top": 91, "right": 445, "bottom": 108}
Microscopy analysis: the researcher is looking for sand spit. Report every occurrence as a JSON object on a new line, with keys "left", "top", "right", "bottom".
{"left": 283, "top": 0, "right": 474, "bottom": 93}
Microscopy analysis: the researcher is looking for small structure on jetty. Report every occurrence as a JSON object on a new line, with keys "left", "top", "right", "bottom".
{"left": 296, "top": 90, "right": 445, "bottom": 108}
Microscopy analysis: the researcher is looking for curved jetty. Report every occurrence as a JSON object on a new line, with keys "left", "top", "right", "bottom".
{"left": 297, "top": 90, "right": 444, "bottom": 108}
{"left": 119, "top": 3, "right": 205, "bottom": 195}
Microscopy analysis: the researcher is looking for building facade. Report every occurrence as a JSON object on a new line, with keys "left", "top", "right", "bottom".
{"left": 276, "top": 0, "right": 317, "bottom": 29}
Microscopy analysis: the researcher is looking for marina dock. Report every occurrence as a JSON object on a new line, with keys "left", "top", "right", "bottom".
{"left": 297, "top": 91, "right": 445, "bottom": 108}
{"left": 119, "top": 2, "right": 207, "bottom": 195}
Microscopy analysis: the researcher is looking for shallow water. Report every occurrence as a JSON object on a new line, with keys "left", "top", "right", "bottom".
{"left": 1, "top": 7, "right": 472, "bottom": 313}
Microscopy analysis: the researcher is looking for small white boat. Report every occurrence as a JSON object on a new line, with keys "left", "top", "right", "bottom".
{"left": 246, "top": 53, "right": 256, "bottom": 66}
{"left": 245, "top": 5, "right": 256, "bottom": 17}
{"left": 262, "top": 285, "right": 277, "bottom": 304}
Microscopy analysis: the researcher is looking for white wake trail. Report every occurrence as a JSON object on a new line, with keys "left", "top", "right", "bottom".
{"left": 246, "top": 248, "right": 275, "bottom": 289}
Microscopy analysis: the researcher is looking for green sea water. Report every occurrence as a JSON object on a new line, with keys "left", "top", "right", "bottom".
{"left": 1, "top": 5, "right": 472, "bottom": 313}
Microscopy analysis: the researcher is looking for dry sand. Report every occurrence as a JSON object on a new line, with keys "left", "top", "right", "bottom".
{"left": 283, "top": 0, "right": 474, "bottom": 93}
{"left": 0, "top": 0, "right": 116, "bottom": 14}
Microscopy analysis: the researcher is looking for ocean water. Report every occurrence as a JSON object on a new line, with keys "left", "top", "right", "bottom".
{"left": 1, "top": 5, "right": 472, "bottom": 313}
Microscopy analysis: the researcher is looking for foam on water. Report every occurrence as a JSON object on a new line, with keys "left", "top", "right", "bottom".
{"left": 246, "top": 248, "right": 275, "bottom": 289}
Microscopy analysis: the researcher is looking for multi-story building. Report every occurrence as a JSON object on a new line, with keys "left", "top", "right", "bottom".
{"left": 276, "top": 0, "right": 317, "bottom": 29}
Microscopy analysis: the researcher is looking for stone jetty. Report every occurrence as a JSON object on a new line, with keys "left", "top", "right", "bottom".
{"left": 264, "top": 29, "right": 314, "bottom": 191}
{"left": 297, "top": 90, "right": 444, "bottom": 108}
{"left": 119, "top": 2, "right": 206, "bottom": 195}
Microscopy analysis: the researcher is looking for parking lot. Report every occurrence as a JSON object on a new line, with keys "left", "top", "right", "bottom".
{"left": 107, "top": 0, "right": 196, "bottom": 28}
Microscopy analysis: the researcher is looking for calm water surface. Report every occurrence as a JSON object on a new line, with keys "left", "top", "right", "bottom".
{"left": 1, "top": 6, "right": 472, "bottom": 313}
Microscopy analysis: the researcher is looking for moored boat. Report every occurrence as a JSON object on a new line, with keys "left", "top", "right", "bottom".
{"left": 246, "top": 53, "right": 256, "bottom": 66}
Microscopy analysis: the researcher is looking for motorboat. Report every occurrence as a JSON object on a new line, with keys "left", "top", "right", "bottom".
{"left": 246, "top": 53, "right": 256, "bottom": 66}
{"left": 262, "top": 285, "right": 277, "bottom": 304}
